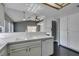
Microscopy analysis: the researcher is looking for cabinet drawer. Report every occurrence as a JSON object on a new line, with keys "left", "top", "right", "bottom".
{"left": 8, "top": 40, "right": 41, "bottom": 50}
{"left": 9, "top": 44, "right": 41, "bottom": 56}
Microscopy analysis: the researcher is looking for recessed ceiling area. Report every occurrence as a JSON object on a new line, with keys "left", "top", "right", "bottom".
{"left": 3, "top": 3, "right": 79, "bottom": 22}
{"left": 43, "top": 3, "right": 70, "bottom": 10}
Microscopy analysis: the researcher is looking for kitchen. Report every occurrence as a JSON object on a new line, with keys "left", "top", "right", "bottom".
{"left": 0, "top": 3, "right": 79, "bottom": 56}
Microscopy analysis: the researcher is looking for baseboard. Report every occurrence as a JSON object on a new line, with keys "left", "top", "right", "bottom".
{"left": 59, "top": 45, "right": 79, "bottom": 54}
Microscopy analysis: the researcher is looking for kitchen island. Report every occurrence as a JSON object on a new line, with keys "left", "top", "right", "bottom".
{"left": 0, "top": 32, "right": 54, "bottom": 56}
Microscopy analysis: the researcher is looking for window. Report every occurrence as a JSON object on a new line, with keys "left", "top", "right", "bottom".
{"left": 27, "top": 26, "right": 37, "bottom": 32}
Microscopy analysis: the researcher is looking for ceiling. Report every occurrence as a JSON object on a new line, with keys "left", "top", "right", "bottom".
{"left": 3, "top": 3, "right": 79, "bottom": 22}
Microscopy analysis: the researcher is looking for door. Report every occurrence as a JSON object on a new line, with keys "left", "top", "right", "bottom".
{"left": 42, "top": 39, "right": 53, "bottom": 56}
{"left": 29, "top": 45, "right": 41, "bottom": 56}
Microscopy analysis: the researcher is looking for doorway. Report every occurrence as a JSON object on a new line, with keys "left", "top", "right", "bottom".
{"left": 51, "top": 21, "right": 57, "bottom": 40}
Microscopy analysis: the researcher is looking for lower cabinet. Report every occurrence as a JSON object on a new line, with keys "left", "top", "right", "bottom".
{"left": 8, "top": 40, "right": 41, "bottom": 56}
{"left": 7, "top": 38, "right": 53, "bottom": 56}
{"left": 0, "top": 46, "right": 8, "bottom": 56}
{"left": 29, "top": 45, "right": 41, "bottom": 56}
{"left": 9, "top": 47, "right": 29, "bottom": 56}
{"left": 42, "top": 39, "right": 54, "bottom": 56}
{"left": 9, "top": 45, "right": 41, "bottom": 56}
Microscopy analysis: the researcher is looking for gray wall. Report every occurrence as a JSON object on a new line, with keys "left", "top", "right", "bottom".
{"left": 14, "top": 21, "right": 37, "bottom": 32}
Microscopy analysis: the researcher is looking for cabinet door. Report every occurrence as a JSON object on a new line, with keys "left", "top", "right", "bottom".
{"left": 68, "top": 13, "right": 79, "bottom": 31}
{"left": 68, "top": 31, "right": 79, "bottom": 51}
{"left": 29, "top": 45, "right": 41, "bottom": 56}
{"left": 60, "top": 31, "right": 68, "bottom": 47}
{"left": 0, "top": 46, "right": 7, "bottom": 56}
{"left": 60, "top": 16, "right": 68, "bottom": 31}
{"left": 10, "top": 48, "right": 28, "bottom": 56}
{"left": 42, "top": 39, "right": 53, "bottom": 56}
{"left": 68, "top": 14, "right": 79, "bottom": 51}
{"left": 9, "top": 40, "right": 41, "bottom": 56}
{"left": 60, "top": 16, "right": 68, "bottom": 47}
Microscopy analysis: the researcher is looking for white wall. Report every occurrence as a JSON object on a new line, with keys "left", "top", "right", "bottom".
{"left": 38, "top": 17, "right": 60, "bottom": 42}
{"left": 38, "top": 17, "right": 57, "bottom": 36}
{"left": 0, "top": 4, "right": 5, "bottom": 27}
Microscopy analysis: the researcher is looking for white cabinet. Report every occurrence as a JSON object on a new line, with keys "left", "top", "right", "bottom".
{"left": 7, "top": 38, "right": 53, "bottom": 56}
{"left": 29, "top": 45, "right": 41, "bottom": 56}
{"left": 8, "top": 40, "right": 41, "bottom": 56}
{"left": 68, "top": 13, "right": 79, "bottom": 31}
{"left": 60, "top": 16, "right": 68, "bottom": 47}
{"left": 9, "top": 47, "right": 28, "bottom": 56}
{"left": 60, "top": 13, "right": 79, "bottom": 52}
{"left": 68, "top": 14, "right": 79, "bottom": 51}
{"left": 9, "top": 45, "right": 41, "bottom": 56}
{"left": 0, "top": 46, "right": 8, "bottom": 56}
{"left": 68, "top": 31, "right": 79, "bottom": 51}
{"left": 60, "top": 31, "right": 68, "bottom": 47}
{"left": 42, "top": 39, "right": 53, "bottom": 56}
{"left": 60, "top": 16, "right": 68, "bottom": 31}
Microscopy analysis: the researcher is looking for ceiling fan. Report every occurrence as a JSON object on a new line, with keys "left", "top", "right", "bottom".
{"left": 22, "top": 11, "right": 45, "bottom": 22}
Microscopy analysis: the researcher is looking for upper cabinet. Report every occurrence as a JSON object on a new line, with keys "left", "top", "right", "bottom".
{"left": 60, "top": 16, "right": 68, "bottom": 47}
{"left": 0, "top": 4, "right": 5, "bottom": 27}
{"left": 68, "top": 13, "right": 79, "bottom": 51}
{"left": 68, "top": 13, "right": 79, "bottom": 31}
{"left": 60, "top": 13, "right": 79, "bottom": 51}
{"left": 60, "top": 16, "right": 68, "bottom": 32}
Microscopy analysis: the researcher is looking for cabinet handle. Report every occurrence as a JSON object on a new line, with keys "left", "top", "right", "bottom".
{"left": 29, "top": 48, "right": 31, "bottom": 51}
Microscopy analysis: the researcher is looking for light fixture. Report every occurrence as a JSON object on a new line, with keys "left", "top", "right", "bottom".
{"left": 22, "top": 11, "right": 45, "bottom": 22}
{"left": 34, "top": 15, "right": 45, "bottom": 21}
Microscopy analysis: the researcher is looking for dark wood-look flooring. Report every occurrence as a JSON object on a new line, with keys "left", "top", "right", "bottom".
{"left": 52, "top": 42, "right": 79, "bottom": 56}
